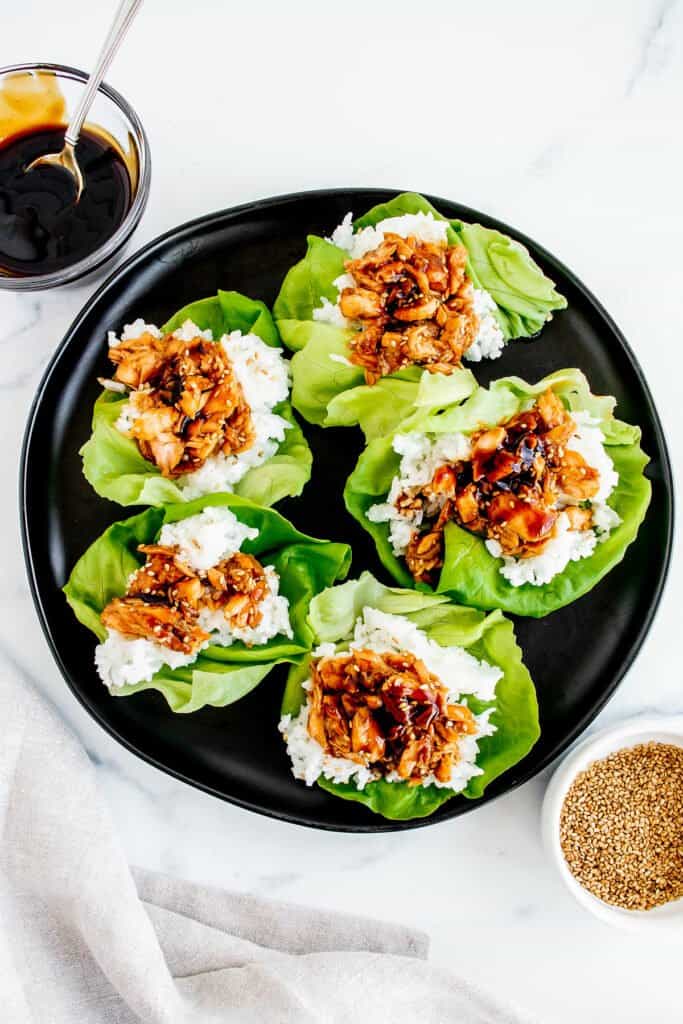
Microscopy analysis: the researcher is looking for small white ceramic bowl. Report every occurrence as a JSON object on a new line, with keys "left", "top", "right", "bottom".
{"left": 542, "top": 715, "right": 683, "bottom": 933}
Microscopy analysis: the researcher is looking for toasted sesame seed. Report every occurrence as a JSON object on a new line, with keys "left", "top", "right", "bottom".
{"left": 559, "top": 742, "right": 683, "bottom": 911}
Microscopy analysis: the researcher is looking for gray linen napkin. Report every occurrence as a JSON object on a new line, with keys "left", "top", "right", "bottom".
{"left": 0, "top": 663, "right": 531, "bottom": 1023}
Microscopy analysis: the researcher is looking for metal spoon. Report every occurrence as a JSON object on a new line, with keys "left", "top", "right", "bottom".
{"left": 26, "top": 0, "right": 144, "bottom": 201}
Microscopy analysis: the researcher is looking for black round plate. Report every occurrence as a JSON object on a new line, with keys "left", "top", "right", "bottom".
{"left": 21, "top": 189, "right": 674, "bottom": 832}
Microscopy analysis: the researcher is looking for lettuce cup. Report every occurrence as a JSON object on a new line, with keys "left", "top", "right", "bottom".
{"left": 345, "top": 370, "right": 651, "bottom": 617}
{"left": 64, "top": 495, "right": 351, "bottom": 712}
{"left": 279, "top": 573, "right": 539, "bottom": 820}
{"left": 273, "top": 192, "right": 566, "bottom": 438}
{"left": 81, "top": 290, "right": 312, "bottom": 507}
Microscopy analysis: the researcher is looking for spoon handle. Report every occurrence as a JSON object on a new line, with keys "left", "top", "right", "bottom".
{"left": 64, "top": 0, "right": 145, "bottom": 147}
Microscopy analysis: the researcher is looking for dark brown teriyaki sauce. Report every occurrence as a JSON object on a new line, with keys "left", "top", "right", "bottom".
{"left": 0, "top": 124, "right": 132, "bottom": 277}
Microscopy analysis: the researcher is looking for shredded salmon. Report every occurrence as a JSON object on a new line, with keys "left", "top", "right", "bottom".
{"left": 340, "top": 234, "right": 479, "bottom": 385}
{"left": 101, "top": 543, "right": 268, "bottom": 654}
{"left": 307, "top": 648, "right": 477, "bottom": 785}
{"left": 400, "top": 389, "right": 600, "bottom": 584}
{"left": 108, "top": 331, "right": 254, "bottom": 477}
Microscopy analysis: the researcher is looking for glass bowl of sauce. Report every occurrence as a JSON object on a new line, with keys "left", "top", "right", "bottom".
{"left": 0, "top": 62, "right": 151, "bottom": 290}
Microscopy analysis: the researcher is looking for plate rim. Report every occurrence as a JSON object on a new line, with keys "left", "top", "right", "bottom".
{"left": 19, "top": 187, "right": 675, "bottom": 832}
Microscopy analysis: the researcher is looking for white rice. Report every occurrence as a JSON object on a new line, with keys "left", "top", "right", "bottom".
{"left": 158, "top": 505, "right": 257, "bottom": 572}
{"left": 561, "top": 411, "right": 618, "bottom": 504}
{"left": 113, "top": 391, "right": 142, "bottom": 434}
{"left": 197, "top": 565, "right": 293, "bottom": 648}
{"left": 95, "top": 507, "right": 292, "bottom": 689}
{"left": 485, "top": 513, "right": 598, "bottom": 587}
{"left": 367, "top": 412, "right": 621, "bottom": 587}
{"left": 107, "top": 318, "right": 161, "bottom": 347}
{"left": 170, "top": 320, "right": 213, "bottom": 343}
{"left": 463, "top": 288, "right": 505, "bottom": 362}
{"left": 279, "top": 608, "right": 499, "bottom": 793}
{"left": 328, "top": 352, "right": 354, "bottom": 367}
{"left": 312, "top": 272, "right": 356, "bottom": 329}
{"left": 313, "top": 293, "right": 351, "bottom": 330}
{"left": 315, "top": 213, "right": 505, "bottom": 361}
{"left": 95, "top": 632, "right": 200, "bottom": 690}
{"left": 347, "top": 608, "right": 501, "bottom": 701}
{"left": 367, "top": 431, "right": 471, "bottom": 556}
{"left": 178, "top": 408, "right": 290, "bottom": 501}
{"left": 592, "top": 502, "right": 621, "bottom": 536}
{"left": 221, "top": 330, "right": 290, "bottom": 410}
{"left": 111, "top": 320, "right": 292, "bottom": 499}
{"left": 329, "top": 211, "right": 449, "bottom": 259}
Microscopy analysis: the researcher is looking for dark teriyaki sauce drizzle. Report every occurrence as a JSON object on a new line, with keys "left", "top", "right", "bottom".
{"left": 0, "top": 124, "right": 132, "bottom": 277}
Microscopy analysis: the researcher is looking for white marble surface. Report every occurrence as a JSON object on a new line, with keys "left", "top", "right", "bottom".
{"left": 2, "top": 1, "right": 681, "bottom": 1019}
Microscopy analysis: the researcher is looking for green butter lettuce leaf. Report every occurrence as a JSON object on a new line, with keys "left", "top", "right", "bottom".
{"left": 283, "top": 317, "right": 475, "bottom": 436}
{"left": 273, "top": 237, "right": 348, "bottom": 337}
{"left": 115, "top": 660, "right": 276, "bottom": 715}
{"left": 344, "top": 432, "right": 413, "bottom": 590}
{"left": 357, "top": 195, "right": 566, "bottom": 338}
{"left": 80, "top": 290, "right": 312, "bottom": 507}
{"left": 353, "top": 193, "right": 452, "bottom": 231}
{"left": 324, "top": 365, "right": 478, "bottom": 441}
{"left": 63, "top": 494, "right": 351, "bottom": 712}
{"left": 273, "top": 193, "right": 565, "bottom": 435}
{"left": 450, "top": 222, "right": 567, "bottom": 338}
{"left": 163, "top": 290, "right": 281, "bottom": 345}
{"left": 345, "top": 369, "right": 652, "bottom": 617}
{"left": 281, "top": 573, "right": 539, "bottom": 820}
{"left": 287, "top": 327, "right": 477, "bottom": 436}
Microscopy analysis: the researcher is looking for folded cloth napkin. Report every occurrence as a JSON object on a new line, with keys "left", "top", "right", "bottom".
{"left": 0, "top": 663, "right": 532, "bottom": 1024}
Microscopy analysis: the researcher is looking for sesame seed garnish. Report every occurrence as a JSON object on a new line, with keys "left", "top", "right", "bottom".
{"left": 560, "top": 742, "right": 683, "bottom": 911}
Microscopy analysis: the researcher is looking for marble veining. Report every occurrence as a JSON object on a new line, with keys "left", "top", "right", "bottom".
{"left": 626, "top": 0, "right": 678, "bottom": 93}
{"left": 1, "top": 1, "right": 681, "bottom": 1020}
